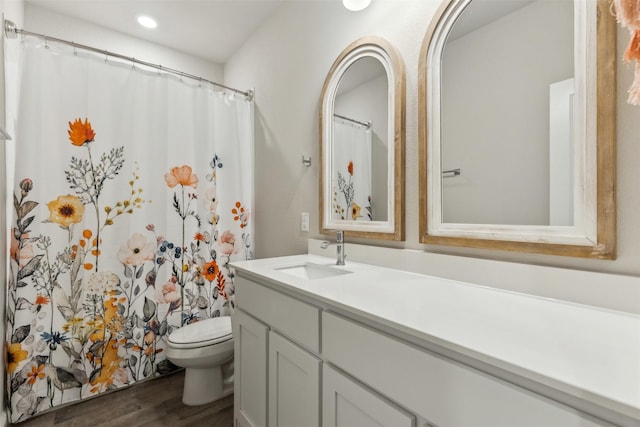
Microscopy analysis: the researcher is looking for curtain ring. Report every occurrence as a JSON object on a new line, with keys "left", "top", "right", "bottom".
{"left": 132, "top": 58, "right": 136, "bottom": 70}
{"left": 44, "top": 35, "right": 48, "bottom": 49}
{"left": 71, "top": 41, "right": 77, "bottom": 56}
{"left": 104, "top": 50, "right": 108, "bottom": 62}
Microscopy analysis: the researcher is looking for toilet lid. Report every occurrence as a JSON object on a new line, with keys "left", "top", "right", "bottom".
{"left": 168, "top": 316, "right": 232, "bottom": 347}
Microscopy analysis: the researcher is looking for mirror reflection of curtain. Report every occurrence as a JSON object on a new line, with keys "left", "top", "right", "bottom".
{"left": 6, "top": 38, "right": 253, "bottom": 422}
{"left": 332, "top": 118, "right": 372, "bottom": 221}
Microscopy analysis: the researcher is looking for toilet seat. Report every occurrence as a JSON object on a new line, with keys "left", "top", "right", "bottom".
{"left": 168, "top": 317, "right": 232, "bottom": 349}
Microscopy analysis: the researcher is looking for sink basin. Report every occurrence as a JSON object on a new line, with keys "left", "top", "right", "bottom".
{"left": 275, "top": 262, "right": 351, "bottom": 280}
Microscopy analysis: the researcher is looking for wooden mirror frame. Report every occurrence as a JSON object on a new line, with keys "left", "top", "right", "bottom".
{"left": 320, "top": 36, "right": 406, "bottom": 240}
{"left": 418, "top": 0, "right": 616, "bottom": 258}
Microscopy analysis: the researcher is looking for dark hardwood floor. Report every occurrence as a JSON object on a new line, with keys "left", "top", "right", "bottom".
{"left": 12, "top": 371, "right": 233, "bottom": 427}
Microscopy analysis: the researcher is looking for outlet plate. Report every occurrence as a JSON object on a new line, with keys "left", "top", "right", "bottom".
{"left": 301, "top": 212, "right": 310, "bottom": 232}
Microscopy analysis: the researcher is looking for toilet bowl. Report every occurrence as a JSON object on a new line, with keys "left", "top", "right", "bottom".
{"left": 166, "top": 316, "right": 234, "bottom": 406}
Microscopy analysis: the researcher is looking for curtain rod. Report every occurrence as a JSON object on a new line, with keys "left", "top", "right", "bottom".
{"left": 3, "top": 19, "right": 254, "bottom": 101}
{"left": 333, "top": 113, "right": 371, "bottom": 129}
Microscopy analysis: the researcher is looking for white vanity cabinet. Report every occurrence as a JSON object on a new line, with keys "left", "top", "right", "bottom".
{"left": 234, "top": 276, "right": 322, "bottom": 427}
{"left": 232, "top": 256, "right": 639, "bottom": 427}
{"left": 233, "top": 276, "right": 419, "bottom": 427}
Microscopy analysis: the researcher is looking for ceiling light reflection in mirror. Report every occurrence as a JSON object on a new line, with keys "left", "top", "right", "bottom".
{"left": 343, "top": 0, "right": 372, "bottom": 12}
{"left": 137, "top": 15, "right": 157, "bottom": 29}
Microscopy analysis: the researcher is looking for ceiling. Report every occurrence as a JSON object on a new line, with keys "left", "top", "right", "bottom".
{"left": 24, "top": 0, "right": 284, "bottom": 64}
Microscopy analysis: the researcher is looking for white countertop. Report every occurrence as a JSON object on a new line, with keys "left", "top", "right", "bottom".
{"left": 231, "top": 254, "right": 640, "bottom": 421}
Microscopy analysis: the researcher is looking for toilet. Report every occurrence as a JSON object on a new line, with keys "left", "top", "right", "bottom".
{"left": 166, "top": 316, "right": 234, "bottom": 406}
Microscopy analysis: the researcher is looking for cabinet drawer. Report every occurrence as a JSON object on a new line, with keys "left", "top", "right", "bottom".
{"left": 322, "top": 312, "right": 610, "bottom": 427}
{"left": 323, "top": 365, "right": 414, "bottom": 427}
{"left": 236, "top": 277, "right": 320, "bottom": 353}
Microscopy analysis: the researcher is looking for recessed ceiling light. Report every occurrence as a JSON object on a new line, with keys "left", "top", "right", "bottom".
{"left": 137, "top": 15, "right": 157, "bottom": 29}
{"left": 343, "top": 0, "right": 371, "bottom": 11}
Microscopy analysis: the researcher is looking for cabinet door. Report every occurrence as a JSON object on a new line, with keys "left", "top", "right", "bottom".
{"left": 323, "top": 365, "right": 415, "bottom": 427}
{"left": 268, "top": 331, "right": 321, "bottom": 427}
{"left": 234, "top": 310, "right": 269, "bottom": 427}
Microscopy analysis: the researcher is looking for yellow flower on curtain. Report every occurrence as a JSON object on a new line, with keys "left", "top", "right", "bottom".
{"left": 88, "top": 290, "right": 125, "bottom": 393}
{"left": 6, "top": 343, "right": 28, "bottom": 373}
{"left": 351, "top": 202, "right": 362, "bottom": 220}
{"left": 47, "top": 194, "right": 85, "bottom": 227}
{"left": 68, "top": 118, "right": 96, "bottom": 146}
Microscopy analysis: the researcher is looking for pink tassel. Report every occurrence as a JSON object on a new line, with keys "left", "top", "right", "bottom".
{"left": 614, "top": 0, "right": 640, "bottom": 105}
{"left": 628, "top": 63, "right": 640, "bottom": 105}
{"left": 613, "top": 0, "right": 640, "bottom": 28}
{"left": 625, "top": 29, "right": 640, "bottom": 62}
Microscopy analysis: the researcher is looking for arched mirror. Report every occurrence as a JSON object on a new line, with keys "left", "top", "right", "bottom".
{"left": 320, "top": 36, "right": 405, "bottom": 240}
{"left": 418, "top": 0, "right": 616, "bottom": 258}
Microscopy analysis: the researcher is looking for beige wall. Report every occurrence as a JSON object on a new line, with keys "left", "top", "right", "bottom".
{"left": 224, "top": 1, "right": 640, "bottom": 300}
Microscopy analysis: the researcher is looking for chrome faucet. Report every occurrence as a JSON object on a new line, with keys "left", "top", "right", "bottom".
{"left": 321, "top": 230, "right": 346, "bottom": 265}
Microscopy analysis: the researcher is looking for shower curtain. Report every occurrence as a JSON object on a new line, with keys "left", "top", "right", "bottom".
{"left": 332, "top": 118, "right": 372, "bottom": 221}
{"left": 6, "top": 38, "right": 253, "bottom": 423}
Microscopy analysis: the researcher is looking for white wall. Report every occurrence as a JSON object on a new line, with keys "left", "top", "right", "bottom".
{"left": 224, "top": 0, "right": 640, "bottom": 311}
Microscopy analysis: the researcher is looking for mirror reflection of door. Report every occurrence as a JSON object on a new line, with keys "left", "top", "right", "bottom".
{"left": 440, "top": 0, "right": 574, "bottom": 226}
{"left": 332, "top": 57, "right": 388, "bottom": 222}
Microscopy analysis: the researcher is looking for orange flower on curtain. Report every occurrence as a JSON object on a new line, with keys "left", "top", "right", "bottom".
{"left": 68, "top": 118, "right": 96, "bottom": 146}
{"left": 164, "top": 165, "right": 199, "bottom": 188}
{"left": 203, "top": 260, "right": 220, "bottom": 282}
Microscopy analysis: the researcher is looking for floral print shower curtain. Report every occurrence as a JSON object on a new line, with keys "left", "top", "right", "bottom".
{"left": 332, "top": 119, "right": 373, "bottom": 221}
{"left": 6, "top": 38, "right": 253, "bottom": 422}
